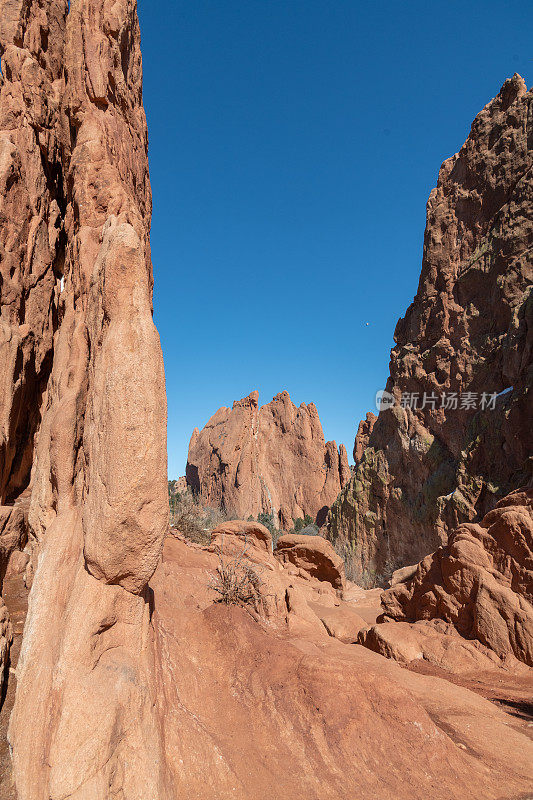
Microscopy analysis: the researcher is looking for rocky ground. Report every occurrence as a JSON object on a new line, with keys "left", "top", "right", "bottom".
{"left": 147, "top": 521, "right": 533, "bottom": 797}
{"left": 0, "top": 517, "right": 531, "bottom": 798}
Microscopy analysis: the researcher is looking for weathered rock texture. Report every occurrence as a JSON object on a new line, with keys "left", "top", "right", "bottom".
{"left": 148, "top": 525, "right": 533, "bottom": 799}
{"left": 360, "top": 487, "right": 533, "bottom": 669}
{"left": 353, "top": 411, "right": 376, "bottom": 464}
{"left": 0, "top": 1, "right": 169, "bottom": 797}
{"left": 328, "top": 74, "right": 533, "bottom": 580}
{"left": 275, "top": 533, "right": 346, "bottom": 593}
{"left": 0, "top": 598, "right": 11, "bottom": 702}
{"left": 187, "top": 390, "right": 351, "bottom": 529}
{"left": 1, "top": 7, "right": 532, "bottom": 797}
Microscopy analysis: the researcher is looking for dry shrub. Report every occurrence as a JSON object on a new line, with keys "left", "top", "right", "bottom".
{"left": 169, "top": 489, "right": 227, "bottom": 545}
{"left": 209, "top": 535, "right": 263, "bottom": 609}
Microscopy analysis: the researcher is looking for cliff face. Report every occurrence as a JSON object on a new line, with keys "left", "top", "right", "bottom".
{"left": 0, "top": 1, "right": 169, "bottom": 796}
{"left": 0, "top": 0, "right": 64, "bottom": 511}
{"left": 187, "top": 390, "right": 351, "bottom": 528}
{"left": 328, "top": 75, "right": 533, "bottom": 583}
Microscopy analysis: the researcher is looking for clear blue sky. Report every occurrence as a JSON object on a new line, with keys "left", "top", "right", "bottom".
{"left": 137, "top": 0, "right": 532, "bottom": 479}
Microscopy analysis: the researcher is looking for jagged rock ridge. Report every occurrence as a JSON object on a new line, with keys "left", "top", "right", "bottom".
{"left": 328, "top": 74, "right": 533, "bottom": 582}
{"left": 186, "top": 390, "right": 351, "bottom": 529}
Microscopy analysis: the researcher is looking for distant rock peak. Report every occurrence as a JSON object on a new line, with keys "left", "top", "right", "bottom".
{"left": 186, "top": 391, "right": 350, "bottom": 529}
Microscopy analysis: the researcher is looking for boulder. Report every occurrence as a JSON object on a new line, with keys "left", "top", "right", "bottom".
{"left": 362, "top": 487, "right": 533, "bottom": 667}
{"left": 210, "top": 520, "right": 273, "bottom": 554}
{"left": 358, "top": 620, "right": 503, "bottom": 674}
{"left": 389, "top": 563, "right": 418, "bottom": 587}
{"left": 275, "top": 534, "right": 346, "bottom": 592}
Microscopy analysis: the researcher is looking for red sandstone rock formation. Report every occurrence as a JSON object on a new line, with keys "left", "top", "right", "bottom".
{"left": 0, "top": 1, "right": 168, "bottom": 796}
{"left": 275, "top": 533, "right": 346, "bottom": 593}
{"left": 359, "top": 486, "right": 533, "bottom": 670}
{"left": 0, "top": 4, "right": 531, "bottom": 798}
{"left": 353, "top": 411, "right": 376, "bottom": 464}
{"left": 0, "top": 0, "right": 64, "bottom": 513}
{"left": 328, "top": 74, "right": 533, "bottom": 579}
{"left": 187, "top": 390, "right": 351, "bottom": 529}
{"left": 148, "top": 523, "right": 533, "bottom": 799}
{"left": 0, "top": 0, "right": 68, "bottom": 754}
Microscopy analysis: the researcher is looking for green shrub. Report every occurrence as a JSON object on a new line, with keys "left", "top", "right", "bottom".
{"left": 290, "top": 514, "right": 314, "bottom": 533}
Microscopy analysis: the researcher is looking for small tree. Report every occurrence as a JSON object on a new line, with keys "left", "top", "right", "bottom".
{"left": 290, "top": 514, "right": 315, "bottom": 534}
{"left": 256, "top": 512, "right": 283, "bottom": 548}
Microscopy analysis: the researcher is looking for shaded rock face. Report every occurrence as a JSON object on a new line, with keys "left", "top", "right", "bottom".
{"left": 0, "top": 1, "right": 169, "bottom": 797}
{"left": 0, "top": 0, "right": 65, "bottom": 508}
{"left": 328, "top": 74, "right": 533, "bottom": 578}
{"left": 187, "top": 390, "right": 351, "bottom": 529}
{"left": 0, "top": 598, "right": 11, "bottom": 702}
{"left": 360, "top": 487, "right": 533, "bottom": 669}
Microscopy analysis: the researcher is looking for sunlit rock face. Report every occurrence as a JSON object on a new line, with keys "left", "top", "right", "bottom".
{"left": 186, "top": 389, "right": 351, "bottom": 529}
{"left": 0, "top": 4, "right": 531, "bottom": 797}
{"left": 359, "top": 486, "right": 533, "bottom": 670}
{"left": 328, "top": 74, "right": 533, "bottom": 582}
{"left": 0, "top": 1, "right": 168, "bottom": 796}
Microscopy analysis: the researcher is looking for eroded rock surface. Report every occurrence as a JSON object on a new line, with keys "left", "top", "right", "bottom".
{"left": 0, "top": 4, "right": 531, "bottom": 798}
{"left": 275, "top": 533, "right": 346, "bottom": 593}
{"left": 353, "top": 411, "right": 376, "bottom": 464}
{"left": 328, "top": 74, "right": 533, "bottom": 579}
{"left": 187, "top": 390, "right": 351, "bottom": 528}
{"left": 0, "top": 1, "right": 169, "bottom": 797}
{"left": 149, "top": 527, "right": 533, "bottom": 799}
{"left": 0, "top": 599, "right": 11, "bottom": 702}
{"left": 360, "top": 487, "right": 533, "bottom": 670}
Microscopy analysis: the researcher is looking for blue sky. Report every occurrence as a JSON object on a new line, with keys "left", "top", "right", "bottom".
{"left": 137, "top": 0, "right": 532, "bottom": 479}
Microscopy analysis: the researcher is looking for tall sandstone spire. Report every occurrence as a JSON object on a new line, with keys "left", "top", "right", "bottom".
{"left": 328, "top": 74, "right": 533, "bottom": 583}
{"left": 0, "top": 1, "right": 169, "bottom": 796}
